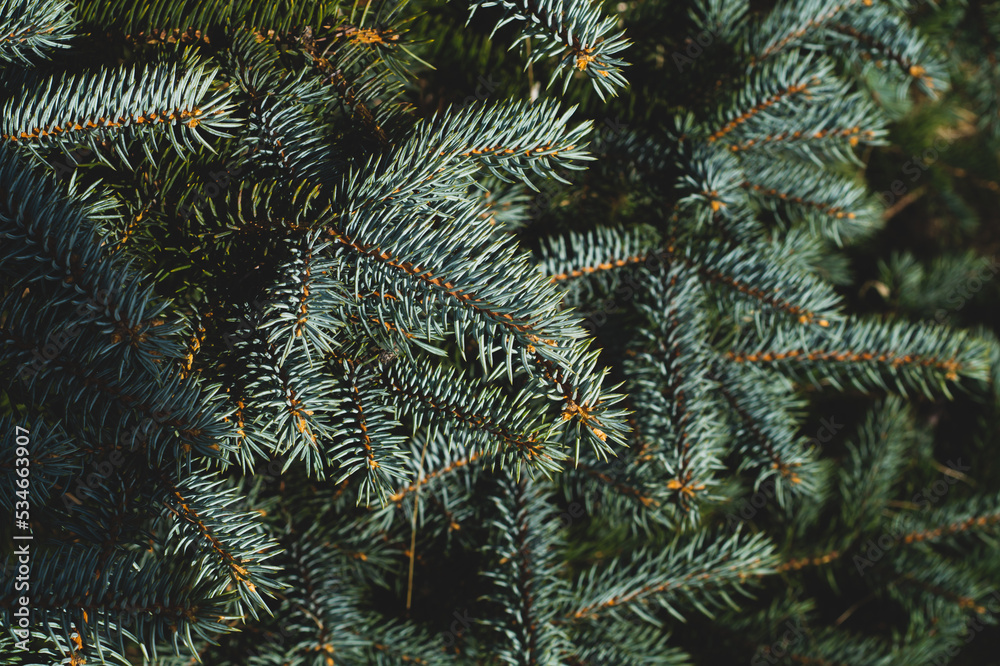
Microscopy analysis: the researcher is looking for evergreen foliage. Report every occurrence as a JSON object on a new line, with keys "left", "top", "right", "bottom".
{"left": 2, "top": 0, "right": 1000, "bottom": 664}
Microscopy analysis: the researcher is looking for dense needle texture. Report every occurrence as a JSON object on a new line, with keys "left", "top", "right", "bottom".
{"left": 3, "top": 0, "right": 1000, "bottom": 664}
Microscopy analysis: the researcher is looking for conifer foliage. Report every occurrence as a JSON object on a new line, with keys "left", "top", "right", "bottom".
{"left": 2, "top": 0, "right": 1000, "bottom": 664}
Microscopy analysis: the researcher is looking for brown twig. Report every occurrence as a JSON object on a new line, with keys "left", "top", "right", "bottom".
{"left": 406, "top": 436, "right": 430, "bottom": 611}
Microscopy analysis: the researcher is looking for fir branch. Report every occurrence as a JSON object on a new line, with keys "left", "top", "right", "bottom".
{"left": 727, "top": 316, "right": 992, "bottom": 398}
{"left": 0, "top": 545, "right": 240, "bottom": 662}
{"left": 0, "top": 61, "right": 238, "bottom": 165}
{"left": 566, "top": 531, "right": 776, "bottom": 623}
{"left": 326, "top": 356, "right": 411, "bottom": 505}
{"left": 749, "top": 0, "right": 873, "bottom": 62}
{"left": 381, "top": 356, "right": 564, "bottom": 472}
{"left": 482, "top": 476, "right": 575, "bottom": 664}
{"left": 387, "top": 450, "right": 485, "bottom": 504}
{"left": 73, "top": 0, "right": 334, "bottom": 37}
{"left": 467, "top": 0, "right": 630, "bottom": 98}
{"left": 158, "top": 470, "right": 284, "bottom": 618}
{"left": 0, "top": 0, "right": 76, "bottom": 63}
